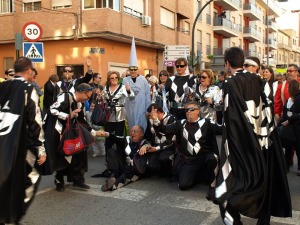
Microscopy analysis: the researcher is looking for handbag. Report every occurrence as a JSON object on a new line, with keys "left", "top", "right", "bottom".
{"left": 91, "top": 99, "right": 108, "bottom": 126}
{"left": 58, "top": 118, "right": 94, "bottom": 156}
{"left": 278, "top": 124, "right": 296, "bottom": 142}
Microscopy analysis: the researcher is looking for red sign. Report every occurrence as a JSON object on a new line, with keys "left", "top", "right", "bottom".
{"left": 22, "top": 22, "right": 43, "bottom": 42}
{"left": 164, "top": 61, "right": 175, "bottom": 67}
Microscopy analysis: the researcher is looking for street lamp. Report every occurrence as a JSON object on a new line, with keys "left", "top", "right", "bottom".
{"left": 267, "top": 0, "right": 269, "bottom": 67}
{"left": 191, "top": 0, "right": 214, "bottom": 68}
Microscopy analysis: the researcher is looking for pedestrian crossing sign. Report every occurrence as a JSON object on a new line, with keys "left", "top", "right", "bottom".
{"left": 23, "top": 42, "right": 44, "bottom": 63}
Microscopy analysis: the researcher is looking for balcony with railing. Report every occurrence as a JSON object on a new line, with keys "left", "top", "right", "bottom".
{"left": 267, "top": 19, "right": 278, "bottom": 32}
{"left": 123, "top": 6, "right": 142, "bottom": 18}
{"left": 266, "top": 38, "right": 277, "bottom": 50}
{"left": 292, "top": 44, "right": 300, "bottom": 54}
{"left": 213, "top": 46, "right": 224, "bottom": 56}
{"left": 256, "top": 0, "right": 280, "bottom": 17}
{"left": 176, "top": 27, "right": 190, "bottom": 35}
{"left": 244, "top": 49, "right": 260, "bottom": 58}
{"left": 243, "top": 3, "right": 263, "bottom": 21}
{"left": 278, "top": 42, "right": 293, "bottom": 51}
{"left": 213, "top": 0, "right": 241, "bottom": 11}
{"left": 243, "top": 26, "right": 262, "bottom": 42}
{"left": 213, "top": 17, "right": 239, "bottom": 38}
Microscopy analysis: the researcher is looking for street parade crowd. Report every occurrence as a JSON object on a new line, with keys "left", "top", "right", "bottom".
{"left": 2, "top": 44, "right": 300, "bottom": 225}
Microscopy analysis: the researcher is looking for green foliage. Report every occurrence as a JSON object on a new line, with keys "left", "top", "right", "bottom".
{"left": 207, "top": 54, "right": 214, "bottom": 60}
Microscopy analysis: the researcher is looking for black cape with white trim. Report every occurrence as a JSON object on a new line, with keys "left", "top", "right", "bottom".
{"left": 0, "top": 79, "right": 40, "bottom": 223}
{"left": 210, "top": 71, "right": 292, "bottom": 218}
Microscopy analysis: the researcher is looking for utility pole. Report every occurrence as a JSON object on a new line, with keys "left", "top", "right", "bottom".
{"left": 191, "top": 0, "right": 214, "bottom": 69}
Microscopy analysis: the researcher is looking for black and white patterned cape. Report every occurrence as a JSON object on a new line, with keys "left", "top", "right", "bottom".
{"left": 164, "top": 74, "right": 195, "bottom": 105}
{"left": 145, "top": 112, "right": 176, "bottom": 150}
{"left": 0, "top": 78, "right": 44, "bottom": 223}
{"left": 211, "top": 70, "right": 292, "bottom": 219}
{"left": 155, "top": 117, "right": 221, "bottom": 157}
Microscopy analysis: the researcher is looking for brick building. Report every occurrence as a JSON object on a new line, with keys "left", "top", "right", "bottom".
{"left": 0, "top": 0, "right": 192, "bottom": 86}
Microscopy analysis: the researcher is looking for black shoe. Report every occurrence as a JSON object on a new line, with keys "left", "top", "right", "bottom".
{"left": 297, "top": 170, "right": 300, "bottom": 176}
{"left": 56, "top": 183, "right": 65, "bottom": 192}
{"left": 101, "top": 177, "right": 116, "bottom": 192}
{"left": 91, "top": 169, "right": 112, "bottom": 178}
{"left": 73, "top": 182, "right": 90, "bottom": 190}
{"left": 167, "top": 175, "right": 177, "bottom": 183}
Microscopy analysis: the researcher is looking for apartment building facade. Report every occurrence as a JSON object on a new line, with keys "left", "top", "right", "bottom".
{"left": 194, "top": 0, "right": 299, "bottom": 72}
{"left": 0, "top": 0, "right": 298, "bottom": 86}
{"left": 0, "top": 0, "right": 193, "bottom": 85}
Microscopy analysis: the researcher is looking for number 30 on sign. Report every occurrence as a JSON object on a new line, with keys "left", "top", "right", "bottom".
{"left": 22, "top": 22, "right": 43, "bottom": 42}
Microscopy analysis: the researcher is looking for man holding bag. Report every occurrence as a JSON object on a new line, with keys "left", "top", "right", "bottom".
{"left": 43, "top": 83, "right": 102, "bottom": 192}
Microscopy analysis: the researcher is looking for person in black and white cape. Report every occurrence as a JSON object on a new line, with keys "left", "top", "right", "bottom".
{"left": 144, "top": 103, "right": 177, "bottom": 178}
{"left": 0, "top": 57, "right": 46, "bottom": 225}
{"left": 43, "top": 83, "right": 103, "bottom": 192}
{"left": 209, "top": 47, "right": 292, "bottom": 225}
{"left": 164, "top": 57, "right": 195, "bottom": 120}
{"left": 148, "top": 101, "right": 221, "bottom": 192}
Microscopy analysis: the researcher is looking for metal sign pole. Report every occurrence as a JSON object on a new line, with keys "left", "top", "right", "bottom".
{"left": 191, "top": 0, "right": 214, "bottom": 69}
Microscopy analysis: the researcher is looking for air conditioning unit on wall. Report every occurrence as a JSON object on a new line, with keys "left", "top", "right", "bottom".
{"left": 142, "top": 16, "right": 151, "bottom": 26}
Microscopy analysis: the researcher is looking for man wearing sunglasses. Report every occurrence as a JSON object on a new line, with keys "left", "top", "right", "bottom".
{"left": 164, "top": 57, "right": 195, "bottom": 120}
{"left": 55, "top": 56, "right": 93, "bottom": 95}
{"left": 209, "top": 47, "right": 291, "bottom": 225}
{"left": 149, "top": 101, "right": 220, "bottom": 193}
{"left": 274, "top": 64, "right": 300, "bottom": 123}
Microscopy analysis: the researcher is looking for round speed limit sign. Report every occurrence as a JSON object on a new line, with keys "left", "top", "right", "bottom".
{"left": 22, "top": 22, "right": 43, "bottom": 42}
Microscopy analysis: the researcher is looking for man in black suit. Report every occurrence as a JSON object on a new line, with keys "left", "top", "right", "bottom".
{"left": 43, "top": 74, "right": 59, "bottom": 112}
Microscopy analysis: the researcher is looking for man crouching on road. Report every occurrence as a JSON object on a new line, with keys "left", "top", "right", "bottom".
{"left": 149, "top": 101, "right": 221, "bottom": 194}
{"left": 98, "top": 126, "right": 150, "bottom": 191}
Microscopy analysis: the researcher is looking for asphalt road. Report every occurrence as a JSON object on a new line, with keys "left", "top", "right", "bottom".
{"left": 20, "top": 145, "right": 300, "bottom": 225}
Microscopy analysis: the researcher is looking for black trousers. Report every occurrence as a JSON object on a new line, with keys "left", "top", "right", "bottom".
{"left": 146, "top": 146, "right": 176, "bottom": 177}
{"left": 106, "top": 148, "right": 147, "bottom": 182}
{"left": 55, "top": 150, "right": 87, "bottom": 184}
{"left": 104, "top": 121, "right": 125, "bottom": 160}
{"left": 175, "top": 151, "right": 218, "bottom": 190}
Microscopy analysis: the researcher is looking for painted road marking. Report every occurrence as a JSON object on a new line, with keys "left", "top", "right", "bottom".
{"left": 37, "top": 185, "right": 300, "bottom": 225}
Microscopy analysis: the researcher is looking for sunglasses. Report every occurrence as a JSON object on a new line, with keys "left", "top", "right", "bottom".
{"left": 64, "top": 70, "right": 74, "bottom": 73}
{"left": 199, "top": 76, "right": 208, "bottom": 79}
{"left": 83, "top": 92, "right": 91, "bottom": 99}
{"left": 176, "top": 65, "right": 186, "bottom": 68}
{"left": 185, "top": 107, "right": 199, "bottom": 112}
{"left": 110, "top": 77, "right": 118, "bottom": 80}
{"left": 243, "top": 64, "right": 253, "bottom": 68}
{"left": 129, "top": 68, "right": 138, "bottom": 71}
{"left": 130, "top": 130, "right": 139, "bottom": 133}
{"left": 287, "top": 70, "right": 296, "bottom": 73}
{"left": 8, "top": 73, "right": 15, "bottom": 76}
